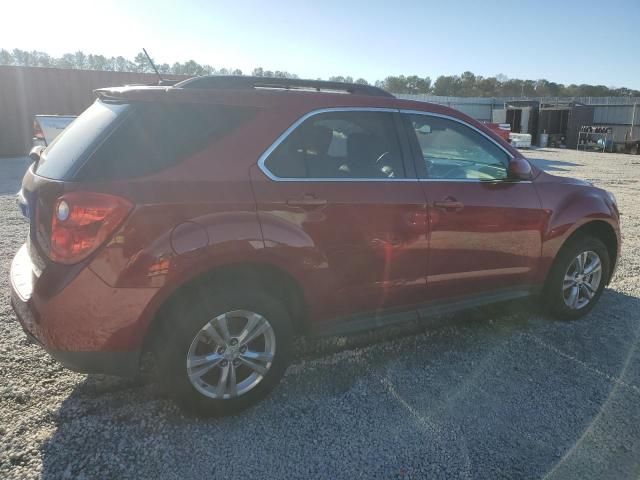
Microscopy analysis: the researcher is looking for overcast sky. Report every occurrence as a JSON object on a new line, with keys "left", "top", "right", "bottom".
{"left": 1, "top": 0, "right": 638, "bottom": 88}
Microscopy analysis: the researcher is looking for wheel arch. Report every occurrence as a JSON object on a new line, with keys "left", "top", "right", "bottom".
{"left": 141, "top": 262, "right": 309, "bottom": 356}
{"left": 546, "top": 219, "right": 619, "bottom": 286}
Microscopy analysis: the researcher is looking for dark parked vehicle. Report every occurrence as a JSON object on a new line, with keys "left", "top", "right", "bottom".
{"left": 10, "top": 76, "right": 621, "bottom": 415}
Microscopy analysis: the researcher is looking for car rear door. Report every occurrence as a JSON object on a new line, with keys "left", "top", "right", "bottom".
{"left": 401, "top": 110, "right": 544, "bottom": 301}
{"left": 250, "top": 108, "right": 430, "bottom": 328}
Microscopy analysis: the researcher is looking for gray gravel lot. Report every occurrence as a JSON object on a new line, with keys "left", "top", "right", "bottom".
{"left": 1, "top": 149, "right": 639, "bottom": 479}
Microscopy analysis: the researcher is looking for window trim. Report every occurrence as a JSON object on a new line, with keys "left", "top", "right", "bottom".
{"left": 257, "top": 107, "right": 416, "bottom": 182}
{"left": 258, "top": 107, "right": 521, "bottom": 183}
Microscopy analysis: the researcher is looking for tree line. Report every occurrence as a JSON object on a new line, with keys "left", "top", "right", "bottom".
{"left": 2, "top": 48, "right": 638, "bottom": 97}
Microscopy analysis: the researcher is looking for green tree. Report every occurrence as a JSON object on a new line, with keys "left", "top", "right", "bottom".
{"left": 459, "top": 71, "right": 476, "bottom": 95}
{"left": 12, "top": 49, "right": 33, "bottom": 66}
{"left": 134, "top": 52, "right": 151, "bottom": 73}
{"left": 328, "top": 75, "right": 354, "bottom": 83}
{"left": 113, "top": 56, "right": 134, "bottom": 72}
{"left": 73, "top": 51, "right": 87, "bottom": 69}
{"left": 2, "top": 49, "right": 639, "bottom": 97}
{"left": 56, "top": 53, "right": 76, "bottom": 69}
{"left": 87, "top": 54, "right": 109, "bottom": 71}
{"left": 476, "top": 76, "right": 500, "bottom": 96}
{"left": 404, "top": 75, "right": 431, "bottom": 94}
{"left": 432, "top": 75, "right": 461, "bottom": 96}
{"left": 30, "top": 51, "right": 52, "bottom": 67}
{"left": 0, "top": 49, "right": 13, "bottom": 65}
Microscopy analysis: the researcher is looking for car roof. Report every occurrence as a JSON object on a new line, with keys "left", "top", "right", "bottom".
{"left": 95, "top": 77, "right": 456, "bottom": 116}
{"left": 176, "top": 75, "right": 395, "bottom": 97}
{"left": 93, "top": 76, "right": 520, "bottom": 157}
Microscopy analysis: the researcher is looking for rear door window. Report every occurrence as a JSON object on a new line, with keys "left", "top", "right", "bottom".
{"left": 78, "top": 102, "right": 255, "bottom": 180}
{"left": 264, "top": 110, "right": 405, "bottom": 179}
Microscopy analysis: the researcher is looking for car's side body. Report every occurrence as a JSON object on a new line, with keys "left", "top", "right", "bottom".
{"left": 10, "top": 81, "right": 621, "bottom": 378}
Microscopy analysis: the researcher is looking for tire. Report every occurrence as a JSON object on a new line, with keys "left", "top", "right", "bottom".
{"left": 544, "top": 235, "right": 610, "bottom": 320}
{"left": 154, "top": 288, "right": 293, "bottom": 416}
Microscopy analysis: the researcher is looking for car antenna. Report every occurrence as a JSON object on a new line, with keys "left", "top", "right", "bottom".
{"left": 142, "top": 48, "right": 176, "bottom": 86}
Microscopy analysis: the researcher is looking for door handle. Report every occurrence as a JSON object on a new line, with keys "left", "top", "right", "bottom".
{"left": 433, "top": 198, "right": 464, "bottom": 211}
{"left": 286, "top": 194, "right": 327, "bottom": 208}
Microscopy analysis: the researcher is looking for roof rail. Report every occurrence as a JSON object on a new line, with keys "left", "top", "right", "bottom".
{"left": 174, "top": 75, "right": 394, "bottom": 98}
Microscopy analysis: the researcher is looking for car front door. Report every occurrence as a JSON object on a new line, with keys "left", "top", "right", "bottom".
{"left": 250, "top": 108, "right": 430, "bottom": 328}
{"left": 402, "top": 111, "right": 544, "bottom": 302}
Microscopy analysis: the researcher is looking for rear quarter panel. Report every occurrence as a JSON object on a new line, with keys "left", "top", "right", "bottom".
{"left": 83, "top": 106, "right": 311, "bottom": 342}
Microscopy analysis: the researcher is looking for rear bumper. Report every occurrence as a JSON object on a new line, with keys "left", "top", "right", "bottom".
{"left": 10, "top": 290, "right": 140, "bottom": 376}
{"left": 10, "top": 243, "right": 152, "bottom": 376}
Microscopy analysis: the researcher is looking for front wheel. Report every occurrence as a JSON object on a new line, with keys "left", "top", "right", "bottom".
{"left": 155, "top": 289, "right": 293, "bottom": 416}
{"left": 544, "top": 236, "right": 610, "bottom": 319}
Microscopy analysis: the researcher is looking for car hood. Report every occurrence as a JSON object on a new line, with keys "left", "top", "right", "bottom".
{"left": 536, "top": 170, "right": 592, "bottom": 187}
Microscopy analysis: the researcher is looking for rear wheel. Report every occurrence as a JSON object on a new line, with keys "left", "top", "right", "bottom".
{"left": 544, "top": 236, "right": 610, "bottom": 319}
{"left": 155, "top": 289, "right": 292, "bottom": 416}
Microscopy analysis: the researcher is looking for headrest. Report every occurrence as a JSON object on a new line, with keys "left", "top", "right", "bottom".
{"left": 305, "top": 125, "right": 333, "bottom": 155}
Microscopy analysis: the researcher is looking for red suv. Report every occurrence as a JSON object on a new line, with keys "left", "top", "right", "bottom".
{"left": 10, "top": 76, "right": 620, "bottom": 415}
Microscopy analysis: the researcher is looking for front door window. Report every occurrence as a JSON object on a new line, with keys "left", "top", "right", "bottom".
{"left": 408, "top": 114, "right": 509, "bottom": 181}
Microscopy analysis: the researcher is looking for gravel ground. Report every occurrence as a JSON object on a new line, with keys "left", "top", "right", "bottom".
{"left": 1, "top": 149, "right": 639, "bottom": 479}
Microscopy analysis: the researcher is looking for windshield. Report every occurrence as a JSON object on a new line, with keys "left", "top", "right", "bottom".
{"left": 35, "top": 100, "right": 129, "bottom": 180}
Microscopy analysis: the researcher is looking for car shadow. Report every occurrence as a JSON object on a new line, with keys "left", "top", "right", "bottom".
{"left": 38, "top": 289, "right": 640, "bottom": 479}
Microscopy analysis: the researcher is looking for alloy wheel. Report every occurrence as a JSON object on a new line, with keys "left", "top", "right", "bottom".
{"left": 186, "top": 310, "right": 276, "bottom": 399}
{"left": 563, "top": 250, "right": 602, "bottom": 310}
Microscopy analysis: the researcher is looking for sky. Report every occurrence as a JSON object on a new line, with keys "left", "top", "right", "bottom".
{"left": 1, "top": 0, "right": 639, "bottom": 89}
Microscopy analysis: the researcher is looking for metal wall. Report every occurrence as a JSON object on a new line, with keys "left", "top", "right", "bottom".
{"left": 0, "top": 66, "right": 187, "bottom": 156}
{"left": 593, "top": 104, "right": 635, "bottom": 124}
{"left": 396, "top": 95, "right": 495, "bottom": 121}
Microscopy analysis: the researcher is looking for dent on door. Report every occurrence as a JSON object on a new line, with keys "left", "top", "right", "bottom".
{"left": 251, "top": 168, "right": 429, "bottom": 324}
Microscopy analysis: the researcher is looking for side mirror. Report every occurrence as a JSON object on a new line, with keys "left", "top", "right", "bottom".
{"left": 507, "top": 157, "right": 532, "bottom": 180}
{"left": 29, "top": 145, "right": 44, "bottom": 163}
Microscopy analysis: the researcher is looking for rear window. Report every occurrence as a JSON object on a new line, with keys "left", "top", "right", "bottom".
{"left": 35, "top": 101, "right": 127, "bottom": 180}
{"left": 36, "top": 99, "right": 255, "bottom": 181}
{"left": 78, "top": 102, "right": 255, "bottom": 180}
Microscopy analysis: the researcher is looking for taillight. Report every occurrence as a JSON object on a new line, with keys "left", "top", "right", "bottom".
{"left": 48, "top": 192, "right": 133, "bottom": 264}
{"left": 33, "top": 119, "right": 45, "bottom": 140}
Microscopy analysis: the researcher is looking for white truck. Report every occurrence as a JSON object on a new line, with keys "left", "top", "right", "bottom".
{"left": 32, "top": 115, "right": 76, "bottom": 147}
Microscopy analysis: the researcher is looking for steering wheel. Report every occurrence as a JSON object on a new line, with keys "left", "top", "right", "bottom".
{"left": 375, "top": 151, "right": 396, "bottom": 178}
{"left": 375, "top": 151, "right": 390, "bottom": 165}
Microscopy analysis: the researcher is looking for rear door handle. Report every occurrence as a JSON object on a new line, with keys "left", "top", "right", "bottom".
{"left": 286, "top": 194, "right": 327, "bottom": 208}
{"left": 433, "top": 198, "right": 464, "bottom": 211}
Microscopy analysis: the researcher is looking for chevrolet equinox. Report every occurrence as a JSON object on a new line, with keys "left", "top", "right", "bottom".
{"left": 10, "top": 76, "right": 621, "bottom": 415}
